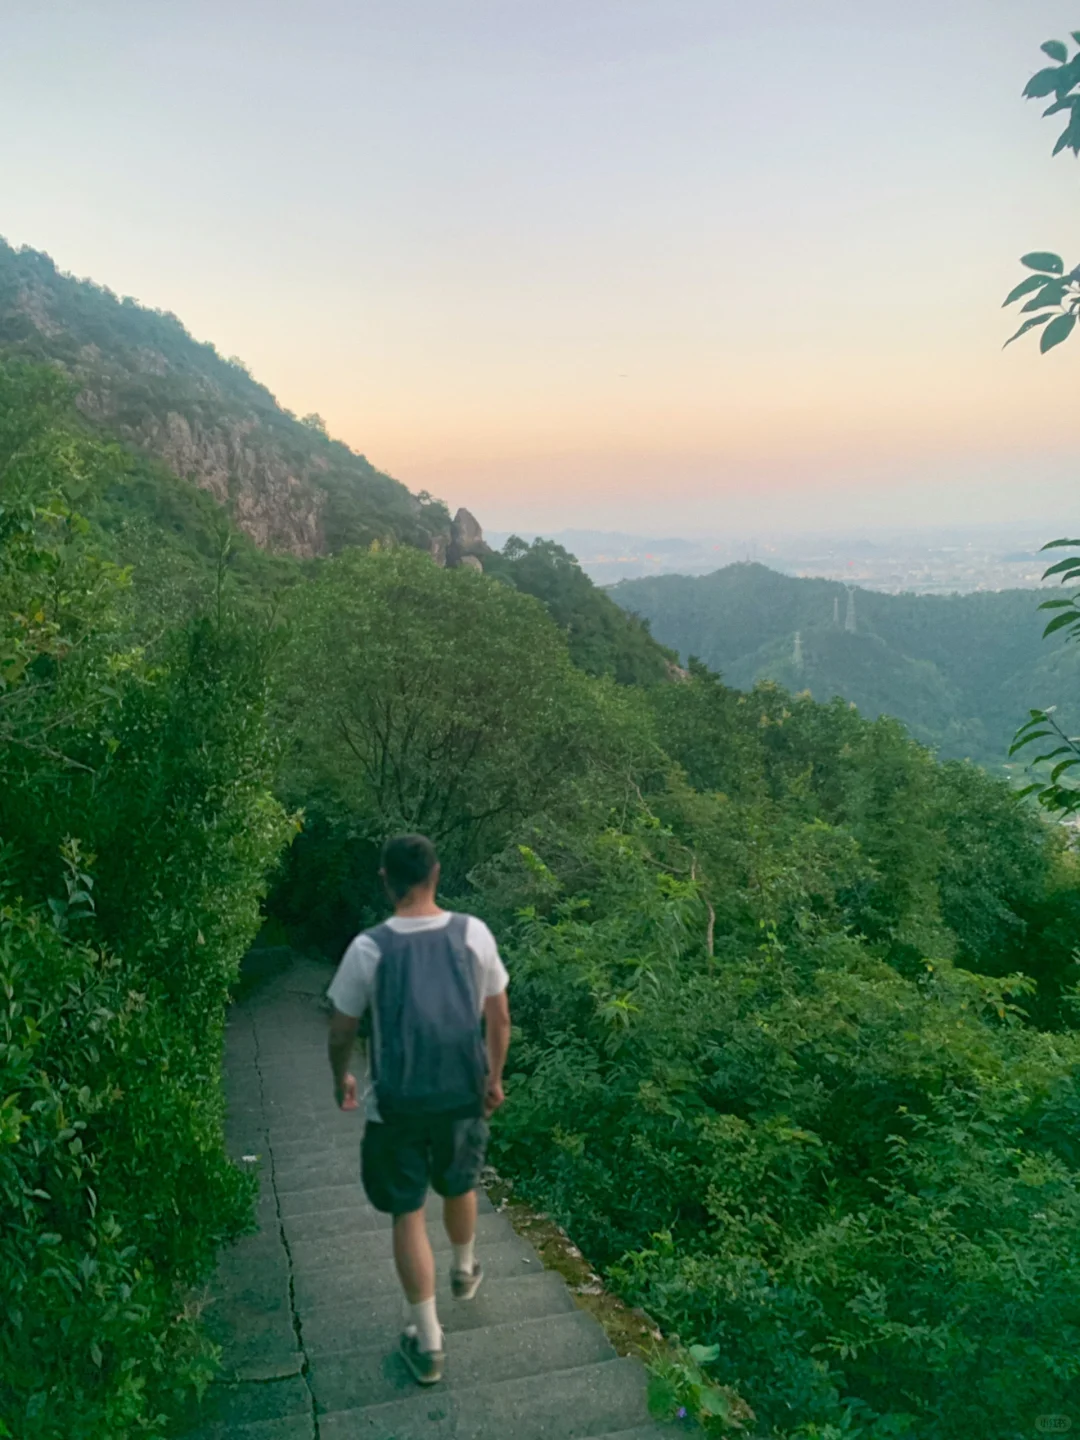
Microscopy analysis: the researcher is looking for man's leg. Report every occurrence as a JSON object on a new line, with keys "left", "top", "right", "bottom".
{"left": 393, "top": 1209, "right": 444, "bottom": 1363}
{"left": 434, "top": 1117, "right": 489, "bottom": 1300}
{"left": 444, "top": 1190, "right": 478, "bottom": 1282}
{"left": 362, "top": 1123, "right": 443, "bottom": 1376}
{"left": 393, "top": 1208, "right": 437, "bottom": 1304}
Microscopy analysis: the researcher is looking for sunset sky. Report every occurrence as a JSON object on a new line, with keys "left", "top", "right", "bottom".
{"left": 3, "top": 1, "right": 1079, "bottom": 536}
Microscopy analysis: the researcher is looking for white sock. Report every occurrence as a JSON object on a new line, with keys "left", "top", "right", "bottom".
{"left": 452, "top": 1238, "right": 476, "bottom": 1274}
{"left": 408, "top": 1296, "right": 442, "bottom": 1353}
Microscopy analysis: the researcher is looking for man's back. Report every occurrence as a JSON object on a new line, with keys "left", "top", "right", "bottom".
{"left": 328, "top": 910, "right": 508, "bottom": 1123}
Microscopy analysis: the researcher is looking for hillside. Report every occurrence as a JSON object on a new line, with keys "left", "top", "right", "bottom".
{"left": 0, "top": 237, "right": 452, "bottom": 558}
{"left": 610, "top": 562, "right": 1080, "bottom": 764}
{"left": 0, "top": 239, "right": 669, "bottom": 685}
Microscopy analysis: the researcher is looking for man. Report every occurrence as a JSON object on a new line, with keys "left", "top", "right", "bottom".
{"left": 326, "top": 833, "right": 511, "bottom": 1386}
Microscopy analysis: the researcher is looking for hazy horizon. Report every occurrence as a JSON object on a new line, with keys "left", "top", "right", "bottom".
{"left": 4, "top": 2, "right": 1079, "bottom": 536}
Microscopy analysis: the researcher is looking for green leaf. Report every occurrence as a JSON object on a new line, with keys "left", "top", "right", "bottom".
{"left": 1052, "top": 107, "right": 1080, "bottom": 155}
{"left": 1021, "top": 279, "right": 1069, "bottom": 311}
{"left": 1051, "top": 758, "right": 1080, "bottom": 782}
{"left": 1037, "top": 597, "right": 1077, "bottom": 610}
{"left": 1043, "top": 553, "right": 1080, "bottom": 577}
{"left": 1004, "top": 313, "right": 1053, "bottom": 347}
{"left": 689, "top": 1343, "right": 721, "bottom": 1364}
{"left": 1011, "top": 737, "right": 1050, "bottom": 756}
{"left": 1042, "top": 537, "right": 1080, "bottom": 550}
{"left": 1003, "top": 274, "right": 1052, "bottom": 306}
{"left": 1042, "top": 40, "right": 1070, "bottom": 64}
{"left": 1010, "top": 730, "right": 1055, "bottom": 755}
{"left": 1041, "top": 312, "right": 1077, "bottom": 350}
{"left": 1042, "top": 611, "right": 1079, "bottom": 637}
{"left": 1020, "top": 252, "right": 1064, "bottom": 274}
{"left": 1025, "top": 67, "right": 1068, "bottom": 99}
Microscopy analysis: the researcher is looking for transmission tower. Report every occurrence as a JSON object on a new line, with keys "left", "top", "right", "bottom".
{"left": 793, "top": 630, "right": 803, "bottom": 670}
{"left": 833, "top": 595, "right": 840, "bottom": 627}
{"left": 844, "top": 585, "right": 857, "bottom": 634}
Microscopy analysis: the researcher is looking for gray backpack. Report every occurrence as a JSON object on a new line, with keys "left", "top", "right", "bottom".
{"left": 368, "top": 913, "right": 488, "bottom": 1122}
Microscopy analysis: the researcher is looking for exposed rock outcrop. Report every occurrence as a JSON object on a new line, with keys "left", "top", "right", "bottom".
{"left": 93, "top": 402, "right": 326, "bottom": 557}
{"left": 447, "top": 507, "right": 492, "bottom": 571}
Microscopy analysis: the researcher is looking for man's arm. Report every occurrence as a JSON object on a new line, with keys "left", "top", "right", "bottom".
{"left": 483, "top": 989, "right": 511, "bottom": 1117}
{"left": 328, "top": 1008, "right": 360, "bottom": 1111}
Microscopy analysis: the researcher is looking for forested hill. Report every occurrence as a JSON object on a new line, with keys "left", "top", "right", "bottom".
{"left": 610, "top": 561, "right": 1080, "bottom": 764}
{"left": 0, "top": 238, "right": 451, "bottom": 557}
{"left": 0, "top": 239, "right": 671, "bottom": 685}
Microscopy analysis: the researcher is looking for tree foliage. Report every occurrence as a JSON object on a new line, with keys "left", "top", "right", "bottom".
{"left": 270, "top": 545, "right": 651, "bottom": 949}
{"left": 485, "top": 536, "right": 677, "bottom": 686}
{"left": 0, "top": 361, "right": 290, "bottom": 1438}
{"left": 1003, "top": 35, "right": 1080, "bottom": 350}
{"left": 475, "top": 676, "right": 1080, "bottom": 1436}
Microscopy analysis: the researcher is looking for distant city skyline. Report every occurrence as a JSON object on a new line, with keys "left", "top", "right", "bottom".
{"left": 489, "top": 521, "right": 1067, "bottom": 593}
{"left": 3, "top": 2, "right": 1078, "bottom": 535}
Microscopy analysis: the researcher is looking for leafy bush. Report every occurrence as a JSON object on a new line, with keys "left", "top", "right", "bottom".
{"left": 0, "top": 362, "right": 290, "bottom": 1439}
{"left": 484, "top": 813, "right": 1080, "bottom": 1438}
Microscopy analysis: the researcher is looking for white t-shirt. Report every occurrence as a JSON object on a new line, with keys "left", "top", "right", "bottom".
{"left": 327, "top": 911, "right": 509, "bottom": 1122}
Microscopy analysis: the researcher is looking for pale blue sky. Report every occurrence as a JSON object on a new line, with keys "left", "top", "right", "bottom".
{"left": 2, "top": 2, "right": 1078, "bottom": 534}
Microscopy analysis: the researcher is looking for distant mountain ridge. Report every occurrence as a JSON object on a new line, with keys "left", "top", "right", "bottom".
{"left": 610, "top": 562, "right": 1080, "bottom": 764}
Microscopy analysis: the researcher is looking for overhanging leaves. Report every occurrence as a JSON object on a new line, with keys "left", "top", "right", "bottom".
{"left": 1040, "top": 312, "right": 1077, "bottom": 350}
{"left": 1020, "top": 252, "right": 1064, "bottom": 274}
{"left": 1003, "top": 313, "right": 1053, "bottom": 347}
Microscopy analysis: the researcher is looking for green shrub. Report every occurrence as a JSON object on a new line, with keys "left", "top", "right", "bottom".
{"left": 485, "top": 816, "right": 1080, "bottom": 1438}
{"left": 0, "top": 361, "right": 290, "bottom": 1438}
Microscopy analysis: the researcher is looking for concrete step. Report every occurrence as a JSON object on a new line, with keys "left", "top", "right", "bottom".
{"left": 272, "top": 1157, "right": 363, "bottom": 1193}
{"left": 318, "top": 1355, "right": 647, "bottom": 1439}
{"left": 300, "top": 1271, "right": 577, "bottom": 1357}
{"left": 310, "top": 1309, "right": 615, "bottom": 1413}
{"left": 279, "top": 1184, "right": 368, "bottom": 1216}
{"left": 282, "top": 1201, "right": 507, "bottom": 1245}
{"left": 184, "top": 1376, "right": 311, "bottom": 1431}
{"left": 277, "top": 1182, "right": 494, "bottom": 1219}
{"left": 287, "top": 1218, "right": 528, "bottom": 1275}
{"left": 293, "top": 1238, "right": 542, "bottom": 1306}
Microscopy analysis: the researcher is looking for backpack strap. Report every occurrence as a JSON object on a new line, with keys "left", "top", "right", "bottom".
{"left": 445, "top": 912, "right": 468, "bottom": 956}
{"left": 444, "top": 913, "right": 479, "bottom": 1006}
{"left": 365, "top": 920, "right": 394, "bottom": 955}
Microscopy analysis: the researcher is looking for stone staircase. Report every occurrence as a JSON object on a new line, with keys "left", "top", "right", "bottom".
{"left": 184, "top": 954, "right": 673, "bottom": 1439}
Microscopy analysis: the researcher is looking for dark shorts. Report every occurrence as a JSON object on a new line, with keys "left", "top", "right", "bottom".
{"left": 361, "top": 1114, "right": 490, "bottom": 1216}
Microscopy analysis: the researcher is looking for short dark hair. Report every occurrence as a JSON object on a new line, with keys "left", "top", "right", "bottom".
{"left": 381, "top": 833, "right": 439, "bottom": 900}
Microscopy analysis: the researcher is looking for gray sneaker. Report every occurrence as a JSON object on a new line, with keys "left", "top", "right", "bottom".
{"left": 451, "top": 1262, "right": 484, "bottom": 1301}
{"left": 400, "top": 1330, "right": 444, "bottom": 1385}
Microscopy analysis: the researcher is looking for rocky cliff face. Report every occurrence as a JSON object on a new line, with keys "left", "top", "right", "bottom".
{"left": 0, "top": 241, "right": 451, "bottom": 560}
{"left": 76, "top": 374, "right": 328, "bottom": 555}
